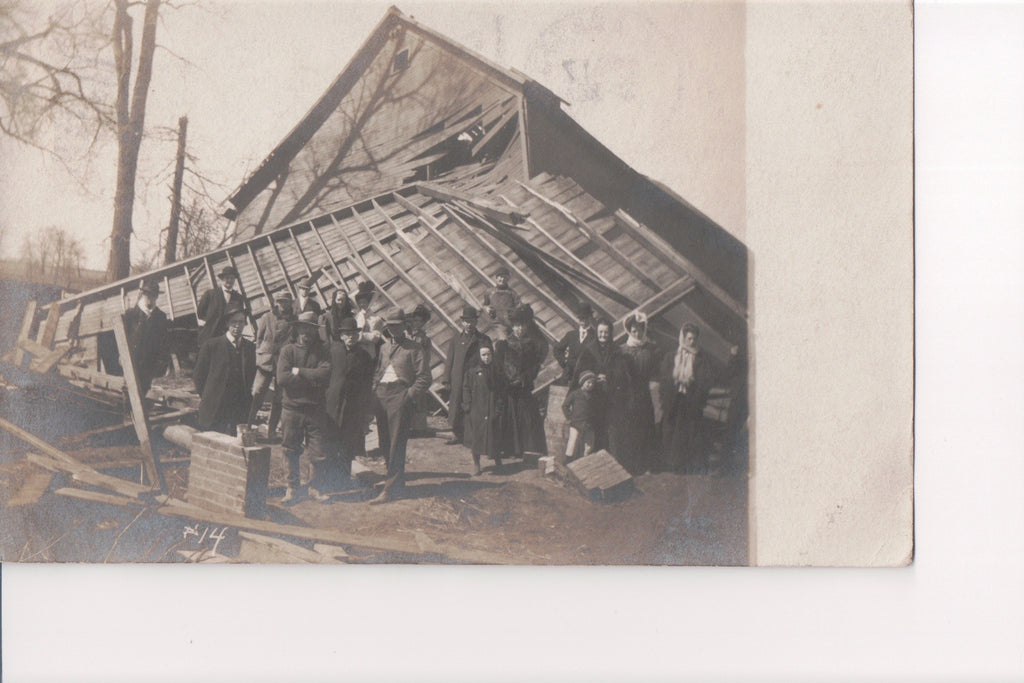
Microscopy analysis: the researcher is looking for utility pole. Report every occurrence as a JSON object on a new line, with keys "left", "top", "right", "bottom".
{"left": 164, "top": 115, "right": 188, "bottom": 265}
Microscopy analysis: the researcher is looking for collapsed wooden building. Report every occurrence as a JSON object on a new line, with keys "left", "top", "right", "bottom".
{"left": 1, "top": 7, "right": 747, "bottom": 488}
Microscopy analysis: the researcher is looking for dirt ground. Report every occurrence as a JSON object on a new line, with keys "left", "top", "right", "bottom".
{"left": 0, "top": 384, "right": 747, "bottom": 564}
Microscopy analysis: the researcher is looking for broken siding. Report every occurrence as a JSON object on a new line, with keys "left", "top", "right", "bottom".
{"left": 233, "top": 28, "right": 524, "bottom": 238}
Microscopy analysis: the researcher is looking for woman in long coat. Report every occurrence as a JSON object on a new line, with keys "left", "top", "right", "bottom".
{"left": 660, "top": 323, "right": 713, "bottom": 474}
{"left": 608, "top": 312, "right": 660, "bottom": 475}
{"left": 570, "top": 318, "right": 618, "bottom": 450}
{"left": 497, "top": 306, "right": 548, "bottom": 458}
{"left": 462, "top": 344, "right": 507, "bottom": 475}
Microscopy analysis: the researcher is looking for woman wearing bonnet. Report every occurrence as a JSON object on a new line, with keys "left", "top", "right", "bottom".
{"left": 660, "top": 322, "right": 713, "bottom": 474}
{"left": 607, "top": 311, "right": 661, "bottom": 475}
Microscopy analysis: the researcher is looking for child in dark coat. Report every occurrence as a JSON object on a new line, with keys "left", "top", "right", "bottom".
{"left": 462, "top": 344, "right": 506, "bottom": 475}
{"left": 561, "top": 370, "right": 603, "bottom": 461}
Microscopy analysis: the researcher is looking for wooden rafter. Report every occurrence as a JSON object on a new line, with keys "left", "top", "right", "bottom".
{"left": 516, "top": 180, "right": 661, "bottom": 291}
{"left": 286, "top": 226, "right": 329, "bottom": 305}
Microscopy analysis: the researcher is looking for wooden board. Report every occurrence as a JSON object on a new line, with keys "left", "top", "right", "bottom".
{"left": 111, "top": 316, "right": 163, "bottom": 491}
{"left": 565, "top": 449, "right": 633, "bottom": 502}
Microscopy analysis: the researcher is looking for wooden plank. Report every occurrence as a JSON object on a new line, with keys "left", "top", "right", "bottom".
{"left": 112, "top": 315, "right": 164, "bottom": 492}
{"left": 266, "top": 235, "right": 296, "bottom": 297}
{"left": 516, "top": 180, "right": 661, "bottom": 292}
{"left": 286, "top": 226, "right": 329, "bottom": 305}
{"left": 29, "top": 344, "right": 71, "bottom": 374}
{"left": 7, "top": 469, "right": 54, "bottom": 506}
{"left": 614, "top": 209, "right": 747, "bottom": 320}
{"left": 375, "top": 200, "right": 484, "bottom": 315}
{"left": 37, "top": 303, "right": 62, "bottom": 349}
{"left": 18, "top": 336, "right": 56, "bottom": 360}
{"left": 357, "top": 203, "right": 459, "bottom": 333}
{"left": 416, "top": 181, "right": 527, "bottom": 225}
{"left": 182, "top": 264, "right": 201, "bottom": 317}
{"left": 441, "top": 203, "right": 577, "bottom": 332}
{"left": 54, "top": 487, "right": 144, "bottom": 508}
{"left": 28, "top": 452, "right": 154, "bottom": 499}
{"left": 224, "top": 250, "right": 259, "bottom": 332}
{"left": 12, "top": 300, "right": 37, "bottom": 367}
{"left": 238, "top": 531, "right": 342, "bottom": 564}
{"left": 307, "top": 221, "right": 348, "bottom": 290}
{"left": 245, "top": 243, "right": 274, "bottom": 303}
{"left": 162, "top": 275, "right": 175, "bottom": 319}
{"left": 501, "top": 194, "right": 617, "bottom": 291}
{"left": 202, "top": 255, "right": 217, "bottom": 289}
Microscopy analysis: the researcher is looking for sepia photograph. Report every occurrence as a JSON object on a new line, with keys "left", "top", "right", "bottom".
{"left": 0, "top": 0, "right": 913, "bottom": 573}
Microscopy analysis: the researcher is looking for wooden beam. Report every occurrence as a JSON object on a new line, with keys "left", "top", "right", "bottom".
{"left": 112, "top": 315, "right": 164, "bottom": 492}
{"left": 29, "top": 452, "right": 154, "bottom": 499}
{"left": 54, "top": 487, "right": 145, "bottom": 508}
{"left": 614, "top": 209, "right": 747, "bottom": 320}
{"left": 182, "top": 264, "right": 201, "bottom": 318}
{"left": 29, "top": 344, "right": 71, "bottom": 374}
{"left": 36, "top": 303, "right": 62, "bottom": 349}
{"left": 355, "top": 204, "right": 460, "bottom": 333}
{"left": 266, "top": 235, "right": 296, "bottom": 297}
{"left": 11, "top": 300, "right": 37, "bottom": 367}
{"left": 499, "top": 194, "right": 616, "bottom": 291}
{"left": 286, "top": 226, "right": 329, "bottom": 306}
{"left": 441, "top": 203, "right": 578, "bottom": 330}
{"left": 245, "top": 244, "right": 274, "bottom": 304}
{"left": 456, "top": 200, "right": 636, "bottom": 311}
{"left": 302, "top": 222, "right": 343, "bottom": 290}
{"left": 373, "top": 199, "right": 484, "bottom": 313}
{"left": 416, "top": 181, "right": 527, "bottom": 225}
{"left": 202, "top": 255, "right": 217, "bottom": 289}
{"left": 223, "top": 250, "right": 259, "bottom": 333}
{"left": 394, "top": 193, "right": 562, "bottom": 344}
{"left": 516, "top": 180, "right": 662, "bottom": 291}
{"left": 162, "top": 275, "right": 175, "bottom": 319}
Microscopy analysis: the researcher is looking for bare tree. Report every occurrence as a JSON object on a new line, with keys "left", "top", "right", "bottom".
{"left": 107, "top": 0, "right": 160, "bottom": 281}
{"left": 20, "top": 225, "right": 84, "bottom": 285}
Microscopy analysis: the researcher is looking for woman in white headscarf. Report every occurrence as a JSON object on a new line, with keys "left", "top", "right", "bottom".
{"left": 660, "top": 322, "right": 713, "bottom": 474}
{"left": 607, "top": 311, "right": 661, "bottom": 475}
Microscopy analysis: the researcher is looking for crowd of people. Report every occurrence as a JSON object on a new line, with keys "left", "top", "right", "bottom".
{"left": 120, "top": 264, "right": 747, "bottom": 505}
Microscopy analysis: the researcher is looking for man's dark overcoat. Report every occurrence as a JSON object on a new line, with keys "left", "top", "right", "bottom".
{"left": 196, "top": 286, "right": 246, "bottom": 348}
{"left": 122, "top": 306, "right": 170, "bottom": 396}
{"left": 443, "top": 329, "right": 491, "bottom": 435}
{"left": 194, "top": 334, "right": 257, "bottom": 432}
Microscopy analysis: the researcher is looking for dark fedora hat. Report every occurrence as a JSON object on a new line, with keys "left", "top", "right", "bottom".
{"left": 225, "top": 305, "right": 247, "bottom": 322}
{"left": 139, "top": 279, "right": 160, "bottom": 295}
{"left": 383, "top": 307, "right": 405, "bottom": 325}
{"left": 409, "top": 304, "right": 431, "bottom": 321}
{"left": 294, "top": 311, "right": 322, "bottom": 327}
{"left": 460, "top": 306, "right": 479, "bottom": 321}
{"left": 493, "top": 266, "right": 510, "bottom": 278}
{"left": 218, "top": 265, "right": 239, "bottom": 279}
{"left": 336, "top": 316, "right": 359, "bottom": 333}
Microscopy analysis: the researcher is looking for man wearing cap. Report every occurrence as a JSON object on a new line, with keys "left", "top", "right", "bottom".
{"left": 369, "top": 307, "right": 431, "bottom": 504}
{"left": 276, "top": 311, "right": 332, "bottom": 503}
{"left": 442, "top": 306, "right": 491, "bottom": 445}
{"left": 196, "top": 265, "right": 246, "bottom": 349}
{"left": 553, "top": 301, "right": 596, "bottom": 386}
{"left": 324, "top": 316, "right": 374, "bottom": 489}
{"left": 294, "top": 275, "right": 323, "bottom": 317}
{"left": 194, "top": 305, "right": 256, "bottom": 435}
{"left": 248, "top": 290, "right": 296, "bottom": 438}
{"left": 483, "top": 266, "right": 520, "bottom": 332}
{"left": 122, "top": 279, "right": 170, "bottom": 398}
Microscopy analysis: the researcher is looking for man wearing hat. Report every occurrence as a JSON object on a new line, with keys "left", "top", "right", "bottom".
{"left": 442, "top": 306, "right": 492, "bottom": 445}
{"left": 194, "top": 304, "right": 256, "bottom": 436}
{"left": 352, "top": 280, "right": 383, "bottom": 358}
{"left": 122, "top": 279, "right": 170, "bottom": 398}
{"left": 406, "top": 303, "right": 433, "bottom": 434}
{"left": 552, "top": 301, "right": 596, "bottom": 386}
{"left": 483, "top": 266, "right": 520, "bottom": 332}
{"left": 248, "top": 290, "right": 296, "bottom": 438}
{"left": 323, "top": 316, "right": 374, "bottom": 489}
{"left": 369, "top": 307, "right": 431, "bottom": 504}
{"left": 196, "top": 265, "right": 246, "bottom": 349}
{"left": 294, "top": 275, "right": 323, "bottom": 317}
{"left": 276, "top": 311, "right": 332, "bottom": 503}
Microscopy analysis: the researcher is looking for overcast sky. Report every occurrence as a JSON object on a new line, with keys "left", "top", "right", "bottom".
{"left": 0, "top": 1, "right": 744, "bottom": 271}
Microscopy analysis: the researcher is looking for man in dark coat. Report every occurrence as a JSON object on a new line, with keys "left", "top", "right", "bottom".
{"left": 194, "top": 306, "right": 256, "bottom": 435}
{"left": 369, "top": 307, "right": 431, "bottom": 504}
{"left": 196, "top": 265, "right": 246, "bottom": 349}
{"left": 553, "top": 301, "right": 596, "bottom": 386}
{"left": 442, "top": 306, "right": 491, "bottom": 445}
{"left": 277, "top": 311, "right": 332, "bottom": 504}
{"left": 482, "top": 266, "right": 521, "bottom": 333}
{"left": 319, "top": 288, "right": 354, "bottom": 344}
{"left": 323, "top": 316, "right": 374, "bottom": 489}
{"left": 122, "top": 279, "right": 170, "bottom": 398}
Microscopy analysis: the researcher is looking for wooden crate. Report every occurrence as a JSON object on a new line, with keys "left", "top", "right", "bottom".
{"left": 565, "top": 449, "right": 633, "bottom": 502}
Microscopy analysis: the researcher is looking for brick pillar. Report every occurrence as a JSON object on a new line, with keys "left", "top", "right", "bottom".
{"left": 187, "top": 431, "right": 270, "bottom": 518}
